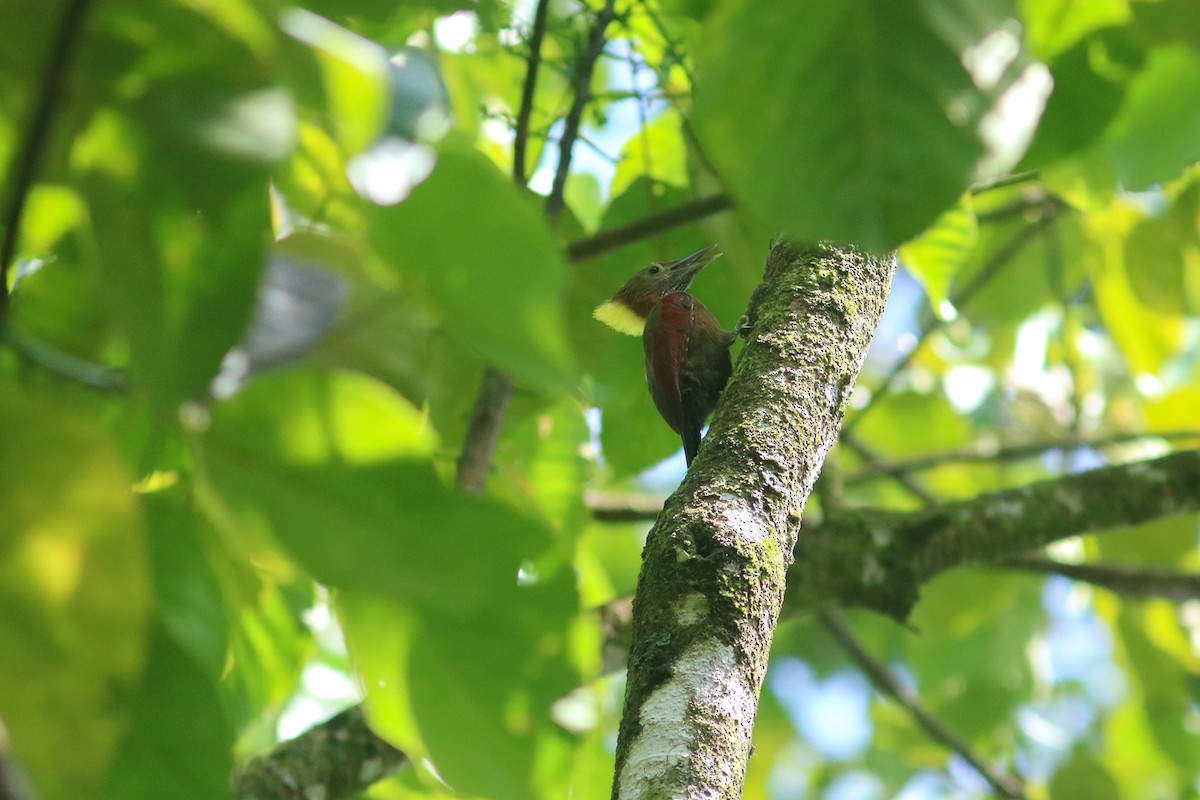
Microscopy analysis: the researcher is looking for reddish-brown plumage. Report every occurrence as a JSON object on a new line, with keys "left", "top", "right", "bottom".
{"left": 593, "top": 245, "right": 737, "bottom": 466}
{"left": 645, "top": 293, "right": 733, "bottom": 464}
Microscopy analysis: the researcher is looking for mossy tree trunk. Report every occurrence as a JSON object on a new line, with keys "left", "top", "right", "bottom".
{"left": 610, "top": 240, "right": 896, "bottom": 799}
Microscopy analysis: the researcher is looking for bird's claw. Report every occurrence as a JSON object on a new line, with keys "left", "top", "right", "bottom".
{"left": 734, "top": 314, "right": 753, "bottom": 339}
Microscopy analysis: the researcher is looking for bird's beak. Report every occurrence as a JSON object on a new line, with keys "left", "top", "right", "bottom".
{"left": 666, "top": 244, "right": 722, "bottom": 282}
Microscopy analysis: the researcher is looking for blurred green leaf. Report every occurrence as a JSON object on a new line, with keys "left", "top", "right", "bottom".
{"left": 204, "top": 368, "right": 555, "bottom": 612}
{"left": 85, "top": 174, "right": 269, "bottom": 410}
{"left": 611, "top": 111, "right": 689, "bottom": 197}
{"left": 143, "top": 491, "right": 229, "bottom": 681}
{"left": 695, "top": 0, "right": 983, "bottom": 250}
{"left": 0, "top": 387, "right": 150, "bottom": 800}
{"left": 1097, "top": 515, "right": 1200, "bottom": 566}
{"left": 1051, "top": 749, "right": 1120, "bottom": 800}
{"left": 344, "top": 574, "right": 580, "bottom": 800}
{"left": 101, "top": 625, "right": 233, "bottom": 800}
{"left": 282, "top": 8, "right": 390, "bottom": 154}
{"left": 1104, "top": 45, "right": 1200, "bottom": 190}
{"left": 899, "top": 196, "right": 978, "bottom": 313}
{"left": 369, "top": 140, "right": 574, "bottom": 393}
{"left": 1124, "top": 183, "right": 1200, "bottom": 314}
{"left": 1020, "top": 37, "right": 1127, "bottom": 169}
{"left": 905, "top": 570, "right": 1041, "bottom": 719}
{"left": 1018, "top": 0, "right": 1130, "bottom": 60}
{"left": 1115, "top": 606, "right": 1200, "bottom": 774}
{"left": 1086, "top": 203, "right": 1187, "bottom": 374}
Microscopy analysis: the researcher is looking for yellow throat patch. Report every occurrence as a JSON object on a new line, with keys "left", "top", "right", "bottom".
{"left": 593, "top": 299, "right": 645, "bottom": 336}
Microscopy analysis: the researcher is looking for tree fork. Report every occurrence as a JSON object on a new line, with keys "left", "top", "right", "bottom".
{"left": 610, "top": 241, "right": 895, "bottom": 799}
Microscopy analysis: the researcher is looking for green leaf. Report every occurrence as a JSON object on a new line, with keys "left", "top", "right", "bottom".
{"left": 1051, "top": 749, "right": 1120, "bottom": 800}
{"left": 369, "top": 140, "right": 574, "bottom": 393}
{"left": 1085, "top": 204, "right": 1187, "bottom": 375}
{"left": 694, "top": 0, "right": 983, "bottom": 250}
{"left": 143, "top": 491, "right": 229, "bottom": 681}
{"left": 101, "top": 625, "right": 233, "bottom": 800}
{"left": 0, "top": 387, "right": 150, "bottom": 800}
{"left": 1115, "top": 606, "right": 1199, "bottom": 774}
{"left": 1124, "top": 183, "right": 1200, "bottom": 314}
{"left": 203, "top": 368, "right": 554, "bottom": 612}
{"left": 1098, "top": 515, "right": 1200, "bottom": 566}
{"left": 898, "top": 196, "right": 978, "bottom": 313}
{"left": 1018, "top": 0, "right": 1130, "bottom": 60}
{"left": 86, "top": 175, "right": 269, "bottom": 410}
{"left": 1020, "top": 37, "right": 1127, "bottom": 169}
{"left": 1104, "top": 45, "right": 1200, "bottom": 190}
{"left": 905, "top": 570, "right": 1040, "bottom": 716}
{"left": 282, "top": 8, "right": 390, "bottom": 154}
{"left": 345, "top": 573, "right": 580, "bottom": 800}
{"left": 611, "top": 111, "right": 689, "bottom": 197}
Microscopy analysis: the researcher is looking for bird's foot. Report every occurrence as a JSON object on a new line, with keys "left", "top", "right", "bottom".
{"left": 734, "top": 313, "right": 753, "bottom": 339}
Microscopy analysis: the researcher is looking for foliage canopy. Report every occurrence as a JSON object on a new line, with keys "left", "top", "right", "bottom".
{"left": 2, "top": 0, "right": 1200, "bottom": 798}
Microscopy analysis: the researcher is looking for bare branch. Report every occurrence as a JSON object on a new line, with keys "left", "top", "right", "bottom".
{"left": 839, "top": 432, "right": 935, "bottom": 505}
{"left": 818, "top": 607, "right": 1025, "bottom": 799}
{"left": 512, "top": 0, "right": 551, "bottom": 186}
{"left": 457, "top": 0, "right": 618, "bottom": 492}
{"left": 1000, "top": 556, "right": 1200, "bottom": 602}
{"left": 566, "top": 192, "right": 734, "bottom": 262}
{"left": 544, "top": 0, "right": 617, "bottom": 222}
{"left": 844, "top": 430, "right": 1200, "bottom": 485}
{"left": 456, "top": 366, "right": 515, "bottom": 492}
{"left": 0, "top": 0, "right": 92, "bottom": 323}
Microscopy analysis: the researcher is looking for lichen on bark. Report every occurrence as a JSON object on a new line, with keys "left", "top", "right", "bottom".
{"left": 610, "top": 241, "right": 895, "bottom": 799}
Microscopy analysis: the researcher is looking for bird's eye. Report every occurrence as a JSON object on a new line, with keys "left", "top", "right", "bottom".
{"left": 647, "top": 264, "right": 661, "bottom": 275}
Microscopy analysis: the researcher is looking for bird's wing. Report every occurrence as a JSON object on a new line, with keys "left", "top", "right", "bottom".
{"left": 643, "top": 293, "right": 692, "bottom": 437}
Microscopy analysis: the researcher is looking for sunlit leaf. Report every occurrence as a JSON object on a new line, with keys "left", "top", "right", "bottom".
{"left": 1104, "top": 45, "right": 1200, "bottom": 190}
{"left": 899, "top": 196, "right": 978, "bottom": 313}
{"left": 1018, "top": 0, "right": 1130, "bottom": 60}
{"left": 369, "top": 140, "right": 575, "bottom": 393}
{"left": 695, "top": 0, "right": 984, "bottom": 250}
{"left": 0, "top": 387, "right": 150, "bottom": 800}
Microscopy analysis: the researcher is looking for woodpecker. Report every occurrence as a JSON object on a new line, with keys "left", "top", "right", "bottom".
{"left": 594, "top": 244, "right": 737, "bottom": 465}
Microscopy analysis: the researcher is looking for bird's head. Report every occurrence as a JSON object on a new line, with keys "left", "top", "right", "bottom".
{"left": 593, "top": 244, "right": 722, "bottom": 335}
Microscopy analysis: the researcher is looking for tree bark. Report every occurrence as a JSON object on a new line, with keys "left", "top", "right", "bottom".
{"left": 610, "top": 241, "right": 895, "bottom": 799}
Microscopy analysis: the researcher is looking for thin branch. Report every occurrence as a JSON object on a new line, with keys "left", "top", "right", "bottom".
{"left": 818, "top": 607, "right": 1025, "bottom": 799}
{"left": 457, "top": 0, "right": 617, "bottom": 492}
{"left": 1, "top": 325, "right": 128, "bottom": 392}
{"left": 0, "top": 0, "right": 92, "bottom": 323}
{"left": 970, "top": 170, "right": 1039, "bottom": 195}
{"left": 1000, "top": 556, "right": 1200, "bottom": 602}
{"left": 455, "top": 366, "right": 515, "bottom": 492}
{"left": 843, "top": 201, "right": 1062, "bottom": 436}
{"left": 512, "top": 0, "right": 551, "bottom": 185}
{"left": 975, "top": 193, "right": 1056, "bottom": 223}
{"left": 544, "top": 0, "right": 617, "bottom": 222}
{"left": 231, "top": 706, "right": 407, "bottom": 800}
{"left": 839, "top": 431, "right": 935, "bottom": 505}
{"left": 566, "top": 192, "right": 733, "bottom": 261}
{"left": 845, "top": 430, "right": 1200, "bottom": 485}
{"left": 585, "top": 490, "right": 665, "bottom": 521}
{"left": 813, "top": 454, "right": 1025, "bottom": 796}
